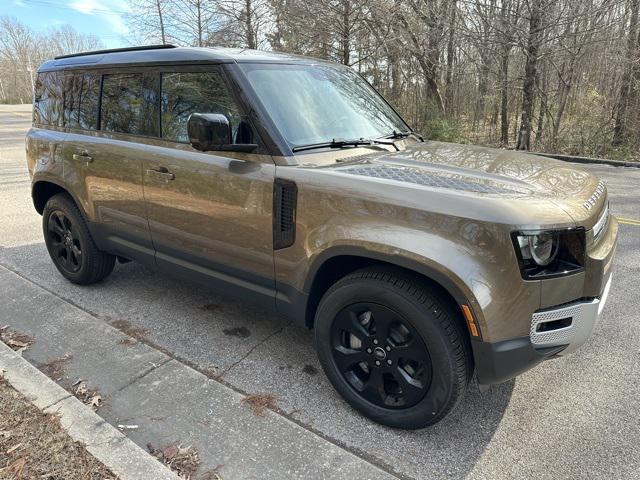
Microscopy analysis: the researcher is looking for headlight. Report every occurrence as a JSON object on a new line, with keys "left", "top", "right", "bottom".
{"left": 517, "top": 232, "right": 560, "bottom": 266}
{"left": 512, "top": 229, "right": 585, "bottom": 279}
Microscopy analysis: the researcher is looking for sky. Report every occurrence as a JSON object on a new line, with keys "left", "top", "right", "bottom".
{"left": 5, "top": 0, "right": 130, "bottom": 48}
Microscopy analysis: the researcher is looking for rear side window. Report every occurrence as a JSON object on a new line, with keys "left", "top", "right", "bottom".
{"left": 34, "top": 72, "right": 64, "bottom": 126}
{"left": 63, "top": 74, "right": 82, "bottom": 128}
{"left": 78, "top": 73, "right": 100, "bottom": 130}
{"left": 161, "top": 71, "right": 245, "bottom": 143}
{"left": 100, "top": 73, "right": 157, "bottom": 136}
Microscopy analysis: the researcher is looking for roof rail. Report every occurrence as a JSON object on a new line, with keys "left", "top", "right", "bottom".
{"left": 54, "top": 44, "right": 177, "bottom": 60}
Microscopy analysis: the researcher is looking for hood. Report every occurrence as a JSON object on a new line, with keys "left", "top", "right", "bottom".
{"left": 329, "top": 141, "right": 606, "bottom": 227}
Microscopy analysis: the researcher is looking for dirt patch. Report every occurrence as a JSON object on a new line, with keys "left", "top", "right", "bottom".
{"left": 0, "top": 326, "right": 34, "bottom": 352}
{"left": 110, "top": 319, "right": 149, "bottom": 340}
{"left": 38, "top": 353, "right": 73, "bottom": 381}
{"left": 302, "top": 364, "right": 318, "bottom": 376}
{"left": 222, "top": 326, "right": 251, "bottom": 339}
{"left": 200, "top": 303, "right": 223, "bottom": 312}
{"left": 0, "top": 376, "right": 115, "bottom": 479}
{"left": 242, "top": 393, "right": 277, "bottom": 417}
{"left": 148, "top": 443, "right": 200, "bottom": 479}
{"left": 202, "top": 365, "right": 219, "bottom": 377}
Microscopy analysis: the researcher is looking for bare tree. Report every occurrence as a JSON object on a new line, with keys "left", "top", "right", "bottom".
{"left": 613, "top": 0, "right": 640, "bottom": 145}
{"left": 0, "top": 17, "right": 101, "bottom": 103}
{"left": 128, "top": 0, "right": 172, "bottom": 44}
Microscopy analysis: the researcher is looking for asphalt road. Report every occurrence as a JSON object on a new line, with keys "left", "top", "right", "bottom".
{"left": 1, "top": 105, "right": 639, "bottom": 479}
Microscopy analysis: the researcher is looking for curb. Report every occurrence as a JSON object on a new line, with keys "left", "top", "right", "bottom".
{"left": 527, "top": 151, "right": 640, "bottom": 168}
{"left": 0, "top": 341, "right": 179, "bottom": 480}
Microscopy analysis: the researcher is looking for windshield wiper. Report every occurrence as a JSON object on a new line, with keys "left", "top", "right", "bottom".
{"left": 384, "top": 130, "right": 424, "bottom": 142}
{"left": 291, "top": 138, "right": 372, "bottom": 152}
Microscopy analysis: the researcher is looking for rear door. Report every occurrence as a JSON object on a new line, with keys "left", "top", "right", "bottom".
{"left": 141, "top": 67, "right": 276, "bottom": 307}
{"left": 63, "top": 69, "right": 156, "bottom": 264}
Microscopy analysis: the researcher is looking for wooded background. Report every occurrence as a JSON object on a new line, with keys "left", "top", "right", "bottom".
{"left": 2, "top": 0, "right": 640, "bottom": 159}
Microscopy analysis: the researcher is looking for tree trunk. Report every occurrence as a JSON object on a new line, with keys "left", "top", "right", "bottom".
{"left": 341, "top": 0, "right": 351, "bottom": 65}
{"left": 155, "top": 0, "right": 166, "bottom": 44}
{"left": 500, "top": 45, "right": 510, "bottom": 145}
{"left": 535, "top": 61, "right": 548, "bottom": 148}
{"left": 613, "top": 0, "right": 640, "bottom": 145}
{"left": 196, "top": 0, "right": 203, "bottom": 47}
{"left": 516, "top": 0, "right": 543, "bottom": 150}
{"left": 398, "top": 4, "right": 445, "bottom": 114}
{"left": 552, "top": 61, "right": 574, "bottom": 150}
{"left": 245, "top": 0, "right": 256, "bottom": 49}
{"left": 444, "top": 0, "right": 457, "bottom": 114}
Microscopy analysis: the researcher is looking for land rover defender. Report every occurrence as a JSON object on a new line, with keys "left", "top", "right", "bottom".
{"left": 26, "top": 45, "right": 617, "bottom": 428}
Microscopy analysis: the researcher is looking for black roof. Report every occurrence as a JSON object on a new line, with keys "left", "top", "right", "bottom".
{"left": 38, "top": 45, "right": 332, "bottom": 72}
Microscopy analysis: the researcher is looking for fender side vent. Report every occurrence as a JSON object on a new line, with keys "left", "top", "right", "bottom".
{"left": 273, "top": 179, "right": 297, "bottom": 250}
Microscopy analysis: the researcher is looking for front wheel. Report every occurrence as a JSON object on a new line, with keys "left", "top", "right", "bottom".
{"left": 42, "top": 193, "right": 115, "bottom": 285}
{"left": 314, "top": 267, "right": 472, "bottom": 429}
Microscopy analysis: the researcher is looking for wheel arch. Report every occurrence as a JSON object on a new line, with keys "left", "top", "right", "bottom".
{"left": 32, "top": 179, "right": 84, "bottom": 216}
{"left": 302, "top": 246, "right": 483, "bottom": 340}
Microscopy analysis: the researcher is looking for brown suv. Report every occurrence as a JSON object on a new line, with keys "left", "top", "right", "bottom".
{"left": 26, "top": 45, "right": 617, "bottom": 428}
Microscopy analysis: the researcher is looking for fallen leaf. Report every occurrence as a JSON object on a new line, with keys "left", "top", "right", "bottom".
{"left": 163, "top": 444, "right": 179, "bottom": 460}
{"left": 89, "top": 395, "right": 102, "bottom": 408}
{"left": 75, "top": 382, "right": 88, "bottom": 396}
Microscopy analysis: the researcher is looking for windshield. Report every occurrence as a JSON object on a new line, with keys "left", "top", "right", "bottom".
{"left": 240, "top": 63, "right": 408, "bottom": 149}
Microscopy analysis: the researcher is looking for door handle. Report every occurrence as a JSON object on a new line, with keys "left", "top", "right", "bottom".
{"left": 146, "top": 167, "right": 175, "bottom": 181}
{"left": 73, "top": 152, "right": 93, "bottom": 165}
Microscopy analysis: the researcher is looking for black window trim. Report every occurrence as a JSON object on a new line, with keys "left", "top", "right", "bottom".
{"left": 34, "top": 63, "right": 271, "bottom": 154}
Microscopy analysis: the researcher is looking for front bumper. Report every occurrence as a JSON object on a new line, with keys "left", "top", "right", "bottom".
{"left": 474, "top": 273, "right": 613, "bottom": 385}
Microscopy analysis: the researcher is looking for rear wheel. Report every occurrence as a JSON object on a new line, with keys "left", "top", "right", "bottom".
{"left": 314, "top": 267, "right": 472, "bottom": 429}
{"left": 43, "top": 194, "right": 115, "bottom": 284}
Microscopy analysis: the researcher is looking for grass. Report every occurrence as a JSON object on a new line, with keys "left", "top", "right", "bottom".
{"left": 0, "top": 377, "right": 115, "bottom": 479}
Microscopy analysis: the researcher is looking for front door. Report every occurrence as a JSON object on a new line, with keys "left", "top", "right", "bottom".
{"left": 142, "top": 68, "right": 276, "bottom": 307}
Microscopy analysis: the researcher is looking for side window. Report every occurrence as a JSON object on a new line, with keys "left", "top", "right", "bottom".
{"left": 161, "top": 71, "right": 251, "bottom": 144}
{"left": 78, "top": 72, "right": 100, "bottom": 130}
{"left": 34, "top": 72, "right": 64, "bottom": 126}
{"left": 63, "top": 73, "right": 82, "bottom": 128}
{"left": 100, "top": 73, "right": 158, "bottom": 136}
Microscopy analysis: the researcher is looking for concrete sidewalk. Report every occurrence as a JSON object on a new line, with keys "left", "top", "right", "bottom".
{"left": 0, "top": 264, "right": 396, "bottom": 479}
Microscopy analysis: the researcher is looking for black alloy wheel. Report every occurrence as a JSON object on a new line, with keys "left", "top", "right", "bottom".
{"left": 314, "top": 267, "right": 473, "bottom": 429}
{"left": 42, "top": 193, "right": 115, "bottom": 284}
{"left": 47, "top": 210, "right": 83, "bottom": 273}
{"left": 330, "top": 302, "right": 431, "bottom": 409}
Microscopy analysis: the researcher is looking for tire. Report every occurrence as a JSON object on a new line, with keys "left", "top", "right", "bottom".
{"left": 42, "top": 193, "right": 115, "bottom": 285}
{"left": 314, "top": 267, "right": 472, "bottom": 429}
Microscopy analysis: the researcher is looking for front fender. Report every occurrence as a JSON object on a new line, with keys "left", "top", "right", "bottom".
{"left": 276, "top": 217, "right": 540, "bottom": 343}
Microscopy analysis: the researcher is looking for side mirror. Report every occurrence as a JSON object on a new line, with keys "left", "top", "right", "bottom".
{"left": 188, "top": 113, "right": 231, "bottom": 151}
{"left": 187, "top": 113, "right": 258, "bottom": 153}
